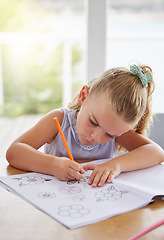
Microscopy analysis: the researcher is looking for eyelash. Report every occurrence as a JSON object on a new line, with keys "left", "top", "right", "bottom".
{"left": 90, "top": 118, "right": 115, "bottom": 139}
{"left": 90, "top": 118, "right": 98, "bottom": 127}
{"left": 106, "top": 133, "right": 114, "bottom": 139}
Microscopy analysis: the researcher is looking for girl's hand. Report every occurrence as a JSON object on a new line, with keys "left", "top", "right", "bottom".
{"left": 51, "top": 157, "right": 85, "bottom": 181}
{"left": 83, "top": 161, "right": 121, "bottom": 188}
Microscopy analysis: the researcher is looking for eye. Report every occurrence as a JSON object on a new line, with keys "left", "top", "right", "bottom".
{"left": 90, "top": 118, "right": 99, "bottom": 127}
{"left": 106, "top": 132, "right": 115, "bottom": 139}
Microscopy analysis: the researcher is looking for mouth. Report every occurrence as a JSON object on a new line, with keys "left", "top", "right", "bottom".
{"left": 82, "top": 136, "right": 94, "bottom": 146}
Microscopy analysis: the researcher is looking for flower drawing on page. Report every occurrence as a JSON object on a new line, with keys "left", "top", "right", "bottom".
{"left": 12, "top": 175, "right": 52, "bottom": 187}
{"left": 95, "top": 185, "right": 128, "bottom": 202}
{"left": 67, "top": 179, "right": 80, "bottom": 185}
{"left": 38, "top": 192, "right": 56, "bottom": 200}
{"left": 59, "top": 186, "right": 81, "bottom": 195}
{"left": 72, "top": 194, "right": 85, "bottom": 202}
{"left": 67, "top": 172, "right": 91, "bottom": 188}
{"left": 57, "top": 204, "right": 90, "bottom": 218}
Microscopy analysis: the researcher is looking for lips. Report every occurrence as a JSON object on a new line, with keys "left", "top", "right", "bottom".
{"left": 83, "top": 136, "right": 94, "bottom": 146}
{"left": 78, "top": 133, "right": 94, "bottom": 146}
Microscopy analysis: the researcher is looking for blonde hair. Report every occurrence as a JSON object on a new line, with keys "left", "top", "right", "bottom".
{"left": 68, "top": 64, "right": 155, "bottom": 150}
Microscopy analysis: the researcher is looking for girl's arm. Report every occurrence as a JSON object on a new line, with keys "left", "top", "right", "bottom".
{"left": 6, "top": 109, "right": 84, "bottom": 181}
{"left": 115, "top": 129, "right": 164, "bottom": 171}
{"left": 83, "top": 130, "right": 164, "bottom": 187}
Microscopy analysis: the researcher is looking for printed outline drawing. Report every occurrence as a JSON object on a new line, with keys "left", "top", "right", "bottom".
{"left": 71, "top": 194, "right": 85, "bottom": 202}
{"left": 57, "top": 204, "right": 90, "bottom": 218}
{"left": 59, "top": 186, "right": 81, "bottom": 195}
{"left": 67, "top": 172, "right": 91, "bottom": 188}
{"left": 38, "top": 192, "right": 56, "bottom": 199}
{"left": 95, "top": 184, "right": 128, "bottom": 202}
{"left": 12, "top": 176, "right": 52, "bottom": 187}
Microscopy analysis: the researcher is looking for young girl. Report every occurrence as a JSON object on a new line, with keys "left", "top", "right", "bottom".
{"left": 6, "top": 64, "right": 164, "bottom": 188}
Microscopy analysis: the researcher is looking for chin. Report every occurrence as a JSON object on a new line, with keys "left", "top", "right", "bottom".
{"left": 81, "top": 138, "right": 95, "bottom": 146}
{"left": 78, "top": 135, "right": 92, "bottom": 146}
{"left": 84, "top": 142, "right": 94, "bottom": 146}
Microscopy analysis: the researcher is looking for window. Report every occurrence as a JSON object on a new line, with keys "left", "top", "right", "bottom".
{"left": 0, "top": 0, "right": 85, "bottom": 116}
{"left": 107, "top": 0, "right": 164, "bottom": 113}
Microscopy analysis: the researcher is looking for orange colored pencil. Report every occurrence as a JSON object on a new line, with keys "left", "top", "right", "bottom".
{"left": 54, "top": 117, "right": 74, "bottom": 161}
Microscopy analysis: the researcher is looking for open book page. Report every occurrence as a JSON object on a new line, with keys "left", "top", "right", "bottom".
{"left": 113, "top": 165, "right": 164, "bottom": 200}
{"left": 0, "top": 168, "right": 156, "bottom": 229}
{"left": 82, "top": 159, "right": 164, "bottom": 200}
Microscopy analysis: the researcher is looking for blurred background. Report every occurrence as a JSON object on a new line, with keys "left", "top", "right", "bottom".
{"left": 0, "top": 0, "right": 164, "bottom": 117}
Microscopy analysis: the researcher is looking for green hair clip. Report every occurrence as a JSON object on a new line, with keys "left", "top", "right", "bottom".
{"left": 130, "top": 64, "right": 152, "bottom": 87}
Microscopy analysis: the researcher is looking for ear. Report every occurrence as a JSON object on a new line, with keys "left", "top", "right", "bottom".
{"left": 78, "top": 85, "right": 89, "bottom": 105}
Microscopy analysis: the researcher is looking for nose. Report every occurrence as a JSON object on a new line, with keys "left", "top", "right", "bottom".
{"left": 90, "top": 132, "right": 96, "bottom": 140}
{"left": 90, "top": 128, "right": 102, "bottom": 142}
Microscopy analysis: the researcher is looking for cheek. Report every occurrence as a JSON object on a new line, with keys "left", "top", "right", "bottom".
{"left": 78, "top": 120, "right": 88, "bottom": 134}
{"left": 76, "top": 115, "right": 84, "bottom": 134}
{"left": 102, "top": 137, "right": 113, "bottom": 144}
{"left": 77, "top": 115, "right": 89, "bottom": 134}
{"left": 99, "top": 133, "right": 114, "bottom": 144}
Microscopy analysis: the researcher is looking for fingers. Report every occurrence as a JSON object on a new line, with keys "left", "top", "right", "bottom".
{"left": 83, "top": 164, "right": 96, "bottom": 171}
{"left": 107, "top": 172, "right": 115, "bottom": 184}
{"left": 80, "top": 165, "right": 85, "bottom": 174}
{"left": 88, "top": 170, "right": 117, "bottom": 188}
{"left": 55, "top": 158, "right": 85, "bottom": 181}
{"left": 69, "top": 161, "right": 85, "bottom": 174}
{"left": 69, "top": 161, "right": 81, "bottom": 171}
{"left": 68, "top": 162, "right": 85, "bottom": 180}
{"left": 56, "top": 158, "right": 119, "bottom": 187}
{"left": 59, "top": 168, "right": 82, "bottom": 181}
{"left": 68, "top": 168, "right": 83, "bottom": 180}
{"left": 88, "top": 170, "right": 102, "bottom": 187}
{"left": 97, "top": 170, "right": 111, "bottom": 187}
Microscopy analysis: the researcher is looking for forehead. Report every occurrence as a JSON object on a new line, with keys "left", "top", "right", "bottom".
{"left": 88, "top": 93, "right": 133, "bottom": 136}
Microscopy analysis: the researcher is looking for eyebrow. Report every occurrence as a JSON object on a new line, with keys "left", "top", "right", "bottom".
{"left": 92, "top": 113, "right": 118, "bottom": 138}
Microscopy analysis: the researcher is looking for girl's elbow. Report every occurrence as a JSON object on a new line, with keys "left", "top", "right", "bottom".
{"left": 154, "top": 143, "right": 164, "bottom": 164}
{"left": 159, "top": 150, "right": 164, "bottom": 164}
{"left": 6, "top": 144, "right": 16, "bottom": 166}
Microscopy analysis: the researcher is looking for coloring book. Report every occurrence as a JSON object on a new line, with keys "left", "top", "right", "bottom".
{"left": 0, "top": 160, "right": 164, "bottom": 229}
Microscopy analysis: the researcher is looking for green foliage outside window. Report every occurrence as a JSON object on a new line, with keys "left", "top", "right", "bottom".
{"left": 0, "top": 0, "right": 84, "bottom": 117}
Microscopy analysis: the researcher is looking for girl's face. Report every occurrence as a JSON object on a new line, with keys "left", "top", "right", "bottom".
{"left": 76, "top": 86, "right": 133, "bottom": 146}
